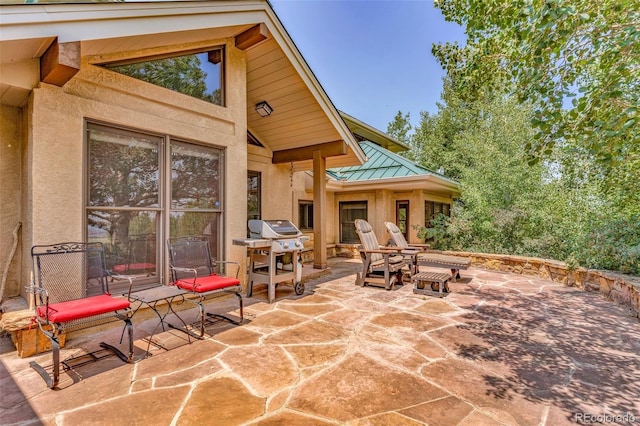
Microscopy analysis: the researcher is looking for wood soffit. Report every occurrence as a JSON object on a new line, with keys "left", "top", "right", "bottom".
{"left": 272, "top": 141, "right": 348, "bottom": 164}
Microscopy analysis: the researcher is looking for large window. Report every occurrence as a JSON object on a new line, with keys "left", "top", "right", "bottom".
{"left": 424, "top": 201, "right": 451, "bottom": 228}
{"left": 339, "top": 201, "right": 367, "bottom": 243}
{"left": 298, "top": 201, "right": 313, "bottom": 231}
{"left": 86, "top": 122, "right": 224, "bottom": 292}
{"left": 106, "top": 48, "right": 225, "bottom": 106}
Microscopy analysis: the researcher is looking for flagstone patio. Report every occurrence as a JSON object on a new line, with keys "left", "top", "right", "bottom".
{"left": 1, "top": 258, "right": 639, "bottom": 425}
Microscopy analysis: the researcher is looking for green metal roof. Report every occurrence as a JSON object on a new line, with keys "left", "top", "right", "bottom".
{"left": 328, "top": 141, "right": 454, "bottom": 182}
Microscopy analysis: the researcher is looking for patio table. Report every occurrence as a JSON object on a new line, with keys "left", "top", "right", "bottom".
{"left": 127, "top": 286, "right": 193, "bottom": 356}
{"left": 411, "top": 271, "right": 452, "bottom": 297}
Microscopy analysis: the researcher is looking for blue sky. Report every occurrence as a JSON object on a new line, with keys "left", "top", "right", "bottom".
{"left": 269, "top": 0, "right": 467, "bottom": 134}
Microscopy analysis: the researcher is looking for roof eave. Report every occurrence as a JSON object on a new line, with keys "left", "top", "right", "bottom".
{"left": 326, "top": 174, "right": 460, "bottom": 195}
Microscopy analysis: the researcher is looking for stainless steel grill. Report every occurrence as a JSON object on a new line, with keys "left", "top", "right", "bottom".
{"left": 233, "top": 220, "right": 306, "bottom": 303}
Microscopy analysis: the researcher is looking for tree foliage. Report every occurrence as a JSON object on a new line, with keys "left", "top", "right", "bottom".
{"left": 111, "top": 55, "right": 222, "bottom": 105}
{"left": 402, "top": 80, "right": 639, "bottom": 275}
{"left": 386, "top": 111, "right": 412, "bottom": 146}
{"left": 432, "top": 0, "right": 640, "bottom": 166}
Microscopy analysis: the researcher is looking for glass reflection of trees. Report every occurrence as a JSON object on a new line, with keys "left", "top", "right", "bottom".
{"left": 87, "top": 126, "right": 160, "bottom": 278}
{"left": 171, "top": 143, "right": 220, "bottom": 209}
{"left": 107, "top": 52, "right": 222, "bottom": 106}
{"left": 87, "top": 124, "right": 225, "bottom": 281}
{"left": 170, "top": 143, "right": 222, "bottom": 261}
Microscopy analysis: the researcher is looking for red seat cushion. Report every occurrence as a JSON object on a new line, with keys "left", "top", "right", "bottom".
{"left": 37, "top": 294, "right": 131, "bottom": 323}
{"left": 175, "top": 275, "right": 240, "bottom": 293}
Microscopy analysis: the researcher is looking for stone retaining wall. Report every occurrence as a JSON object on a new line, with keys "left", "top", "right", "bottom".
{"left": 439, "top": 250, "right": 640, "bottom": 320}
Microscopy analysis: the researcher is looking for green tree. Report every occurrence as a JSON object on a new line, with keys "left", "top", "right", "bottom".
{"left": 386, "top": 111, "right": 412, "bottom": 146}
{"left": 111, "top": 55, "right": 222, "bottom": 105}
{"left": 402, "top": 78, "right": 483, "bottom": 180}
{"left": 404, "top": 83, "right": 615, "bottom": 267}
{"left": 432, "top": 0, "right": 640, "bottom": 165}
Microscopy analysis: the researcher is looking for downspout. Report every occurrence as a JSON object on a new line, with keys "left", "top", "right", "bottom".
{"left": 0, "top": 222, "right": 22, "bottom": 307}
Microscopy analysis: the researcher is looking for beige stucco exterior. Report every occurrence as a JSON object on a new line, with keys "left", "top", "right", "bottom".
{"left": 1, "top": 37, "right": 260, "bottom": 298}
{"left": 0, "top": 105, "right": 24, "bottom": 300}
{"left": 0, "top": 1, "right": 459, "bottom": 305}
{"left": 292, "top": 173, "right": 456, "bottom": 249}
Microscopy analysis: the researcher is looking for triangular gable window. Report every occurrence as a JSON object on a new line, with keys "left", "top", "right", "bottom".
{"left": 247, "top": 131, "right": 264, "bottom": 147}
{"left": 105, "top": 47, "right": 225, "bottom": 106}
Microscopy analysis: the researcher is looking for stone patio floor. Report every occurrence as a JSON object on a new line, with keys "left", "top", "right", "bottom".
{"left": 1, "top": 258, "right": 640, "bottom": 425}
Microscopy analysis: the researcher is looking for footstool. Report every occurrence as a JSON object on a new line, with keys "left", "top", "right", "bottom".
{"left": 412, "top": 272, "right": 452, "bottom": 297}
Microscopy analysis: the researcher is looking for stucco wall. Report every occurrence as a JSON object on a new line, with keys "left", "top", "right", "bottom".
{"left": 18, "top": 39, "right": 249, "bottom": 291}
{"left": 247, "top": 145, "right": 297, "bottom": 225}
{"left": 331, "top": 189, "right": 454, "bottom": 246}
{"left": 0, "top": 105, "right": 23, "bottom": 301}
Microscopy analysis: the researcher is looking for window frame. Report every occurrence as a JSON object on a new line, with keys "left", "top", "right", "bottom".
{"left": 424, "top": 201, "right": 451, "bottom": 228}
{"left": 247, "top": 171, "right": 261, "bottom": 237}
{"left": 339, "top": 201, "right": 368, "bottom": 244}
{"left": 103, "top": 46, "right": 226, "bottom": 107}
{"left": 395, "top": 200, "right": 410, "bottom": 241}
{"left": 298, "top": 200, "right": 314, "bottom": 232}
{"left": 85, "top": 120, "right": 226, "bottom": 291}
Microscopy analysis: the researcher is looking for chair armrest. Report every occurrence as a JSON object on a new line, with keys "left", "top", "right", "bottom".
{"left": 25, "top": 285, "right": 48, "bottom": 297}
{"left": 169, "top": 266, "right": 198, "bottom": 284}
{"left": 408, "top": 243, "right": 431, "bottom": 251}
{"left": 213, "top": 260, "right": 241, "bottom": 279}
{"left": 401, "top": 249, "right": 420, "bottom": 255}
{"left": 360, "top": 248, "right": 403, "bottom": 255}
{"left": 384, "top": 246, "right": 406, "bottom": 252}
{"left": 110, "top": 274, "right": 135, "bottom": 299}
{"left": 25, "top": 285, "right": 50, "bottom": 322}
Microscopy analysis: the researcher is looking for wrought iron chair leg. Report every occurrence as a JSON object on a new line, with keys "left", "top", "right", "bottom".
{"left": 126, "top": 318, "right": 134, "bottom": 361}
{"left": 236, "top": 291, "right": 244, "bottom": 323}
{"left": 28, "top": 322, "right": 60, "bottom": 389}
{"left": 197, "top": 301, "right": 206, "bottom": 338}
{"left": 99, "top": 318, "right": 135, "bottom": 363}
{"left": 29, "top": 334, "right": 59, "bottom": 389}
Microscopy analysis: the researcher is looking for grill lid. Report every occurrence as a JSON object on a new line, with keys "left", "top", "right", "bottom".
{"left": 248, "top": 219, "right": 302, "bottom": 239}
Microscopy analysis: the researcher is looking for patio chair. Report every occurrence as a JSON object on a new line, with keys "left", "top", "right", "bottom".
{"left": 27, "top": 242, "right": 135, "bottom": 389}
{"left": 167, "top": 236, "right": 243, "bottom": 338}
{"left": 383, "top": 221, "right": 428, "bottom": 275}
{"left": 384, "top": 221, "right": 471, "bottom": 281}
{"left": 354, "top": 219, "right": 409, "bottom": 290}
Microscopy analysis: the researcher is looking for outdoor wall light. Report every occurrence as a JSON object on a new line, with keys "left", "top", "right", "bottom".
{"left": 255, "top": 101, "right": 273, "bottom": 117}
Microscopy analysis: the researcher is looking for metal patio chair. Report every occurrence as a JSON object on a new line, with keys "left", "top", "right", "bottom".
{"left": 354, "top": 219, "right": 409, "bottom": 290}
{"left": 167, "top": 236, "right": 244, "bottom": 338}
{"left": 27, "top": 242, "right": 135, "bottom": 389}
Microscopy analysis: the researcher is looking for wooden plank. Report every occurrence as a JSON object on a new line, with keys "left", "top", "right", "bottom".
{"left": 14, "top": 326, "right": 66, "bottom": 358}
{"left": 40, "top": 40, "right": 80, "bottom": 86}
{"left": 235, "top": 23, "right": 268, "bottom": 50}
{"left": 313, "top": 150, "right": 327, "bottom": 269}
{"left": 364, "top": 277, "right": 387, "bottom": 285}
{"left": 273, "top": 140, "right": 347, "bottom": 163}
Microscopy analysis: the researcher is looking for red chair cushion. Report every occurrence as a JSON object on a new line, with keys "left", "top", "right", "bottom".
{"left": 175, "top": 275, "right": 240, "bottom": 293}
{"left": 37, "top": 294, "right": 131, "bottom": 323}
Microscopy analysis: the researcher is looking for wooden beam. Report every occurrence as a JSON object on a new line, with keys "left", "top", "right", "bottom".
{"left": 313, "top": 150, "right": 328, "bottom": 269}
{"left": 208, "top": 49, "right": 222, "bottom": 65}
{"left": 235, "top": 23, "right": 268, "bottom": 50}
{"left": 272, "top": 140, "right": 347, "bottom": 164}
{"left": 40, "top": 39, "right": 80, "bottom": 87}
